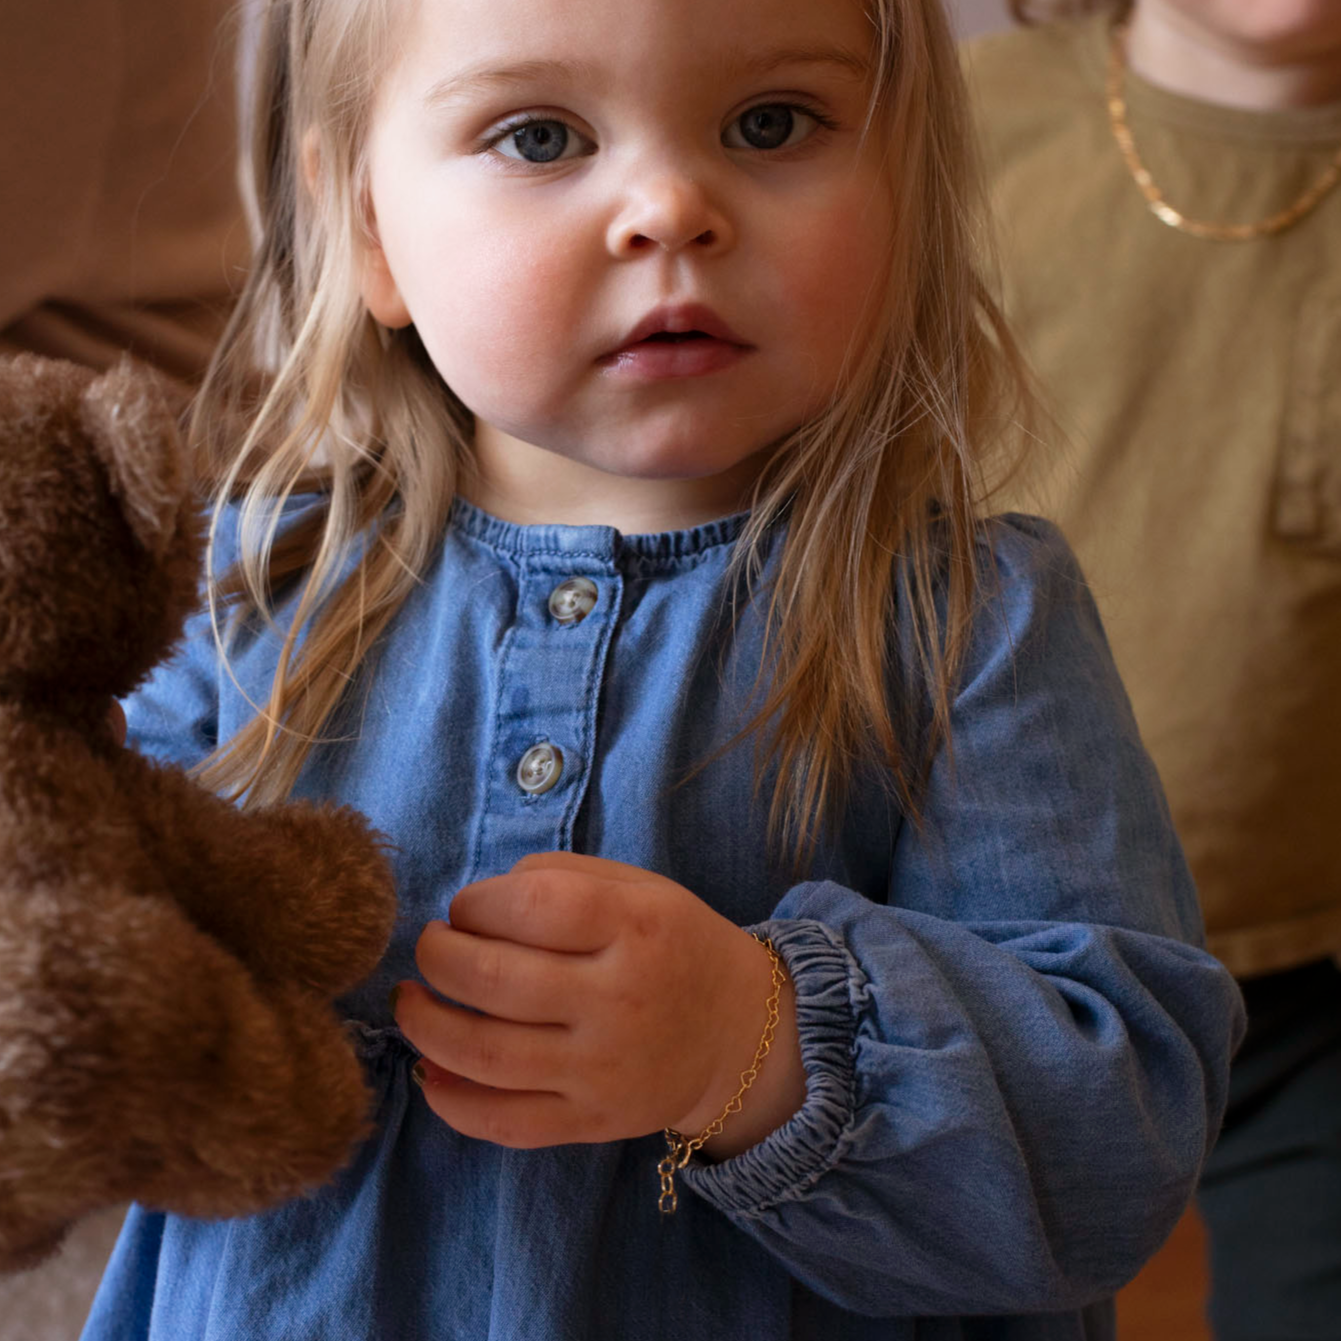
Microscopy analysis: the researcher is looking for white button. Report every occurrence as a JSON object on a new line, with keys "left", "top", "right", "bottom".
{"left": 516, "top": 742, "right": 563, "bottom": 795}
{"left": 548, "top": 577, "right": 599, "bottom": 625}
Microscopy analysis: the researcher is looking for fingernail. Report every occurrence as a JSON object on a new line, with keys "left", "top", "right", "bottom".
{"left": 388, "top": 984, "right": 401, "bottom": 1014}
{"left": 411, "top": 1061, "right": 426, "bottom": 1089}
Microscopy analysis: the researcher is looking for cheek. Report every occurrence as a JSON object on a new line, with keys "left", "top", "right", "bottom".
{"left": 394, "top": 198, "right": 593, "bottom": 402}
{"left": 462, "top": 224, "right": 588, "bottom": 344}
{"left": 770, "top": 196, "right": 890, "bottom": 363}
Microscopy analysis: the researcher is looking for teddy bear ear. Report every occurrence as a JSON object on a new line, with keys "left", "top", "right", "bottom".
{"left": 79, "top": 357, "right": 191, "bottom": 560}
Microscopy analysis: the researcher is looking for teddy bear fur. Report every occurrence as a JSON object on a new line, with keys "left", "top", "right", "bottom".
{"left": 0, "top": 354, "right": 398, "bottom": 1272}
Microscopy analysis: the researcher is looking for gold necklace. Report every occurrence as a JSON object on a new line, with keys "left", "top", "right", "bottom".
{"left": 1105, "top": 20, "right": 1341, "bottom": 241}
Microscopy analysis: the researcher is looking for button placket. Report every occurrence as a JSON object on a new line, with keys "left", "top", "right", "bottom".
{"left": 470, "top": 546, "right": 622, "bottom": 876}
{"left": 510, "top": 579, "right": 597, "bottom": 799}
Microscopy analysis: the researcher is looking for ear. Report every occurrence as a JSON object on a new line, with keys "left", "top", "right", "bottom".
{"left": 79, "top": 357, "right": 189, "bottom": 560}
{"left": 303, "top": 125, "right": 414, "bottom": 330}
{"left": 358, "top": 222, "right": 414, "bottom": 330}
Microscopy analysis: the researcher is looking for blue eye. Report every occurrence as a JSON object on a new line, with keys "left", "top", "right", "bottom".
{"left": 491, "top": 118, "right": 590, "bottom": 164}
{"left": 723, "top": 104, "right": 819, "bottom": 151}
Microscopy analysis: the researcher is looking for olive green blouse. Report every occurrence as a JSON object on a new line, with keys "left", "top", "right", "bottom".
{"left": 966, "top": 13, "right": 1341, "bottom": 976}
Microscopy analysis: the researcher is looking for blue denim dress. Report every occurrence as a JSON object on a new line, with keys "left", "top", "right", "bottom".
{"left": 83, "top": 502, "right": 1244, "bottom": 1340}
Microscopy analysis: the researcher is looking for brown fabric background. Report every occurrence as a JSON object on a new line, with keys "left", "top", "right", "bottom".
{"left": 0, "top": 0, "right": 246, "bottom": 392}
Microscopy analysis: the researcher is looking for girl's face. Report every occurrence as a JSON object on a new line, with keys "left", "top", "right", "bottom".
{"left": 358, "top": 0, "right": 894, "bottom": 525}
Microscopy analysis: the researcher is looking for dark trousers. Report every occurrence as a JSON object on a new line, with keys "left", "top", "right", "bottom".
{"left": 1198, "top": 957, "right": 1341, "bottom": 1341}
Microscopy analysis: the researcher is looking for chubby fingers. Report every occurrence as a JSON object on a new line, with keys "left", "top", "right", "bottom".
{"left": 414, "top": 920, "right": 576, "bottom": 1024}
{"left": 412, "top": 1063, "right": 593, "bottom": 1148}
{"left": 508, "top": 850, "right": 660, "bottom": 881}
{"left": 393, "top": 981, "right": 569, "bottom": 1093}
{"left": 449, "top": 854, "right": 652, "bottom": 951}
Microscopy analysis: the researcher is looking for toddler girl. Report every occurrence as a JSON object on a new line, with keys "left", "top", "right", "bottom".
{"left": 84, "top": 0, "right": 1242, "bottom": 1336}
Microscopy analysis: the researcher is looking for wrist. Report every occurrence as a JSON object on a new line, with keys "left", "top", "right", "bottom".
{"left": 670, "top": 934, "right": 806, "bottom": 1160}
{"left": 698, "top": 972, "right": 804, "bottom": 1162}
{"left": 657, "top": 933, "right": 805, "bottom": 1214}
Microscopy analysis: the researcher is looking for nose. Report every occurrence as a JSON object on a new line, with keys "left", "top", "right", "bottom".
{"left": 606, "top": 171, "right": 735, "bottom": 258}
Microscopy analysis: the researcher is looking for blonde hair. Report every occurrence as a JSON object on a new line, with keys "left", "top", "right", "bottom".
{"left": 195, "top": 0, "right": 1033, "bottom": 866}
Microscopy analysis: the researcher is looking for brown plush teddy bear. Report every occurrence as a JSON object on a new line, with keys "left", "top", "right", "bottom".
{"left": 0, "top": 354, "right": 398, "bottom": 1272}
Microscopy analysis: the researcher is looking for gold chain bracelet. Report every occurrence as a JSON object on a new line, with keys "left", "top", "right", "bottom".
{"left": 657, "top": 934, "right": 785, "bottom": 1215}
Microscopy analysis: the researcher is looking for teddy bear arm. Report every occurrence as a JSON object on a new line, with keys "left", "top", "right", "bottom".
{"left": 0, "top": 883, "right": 376, "bottom": 1273}
{"left": 123, "top": 752, "right": 397, "bottom": 995}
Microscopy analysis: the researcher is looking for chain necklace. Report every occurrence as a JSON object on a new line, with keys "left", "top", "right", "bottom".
{"left": 1105, "top": 20, "right": 1341, "bottom": 241}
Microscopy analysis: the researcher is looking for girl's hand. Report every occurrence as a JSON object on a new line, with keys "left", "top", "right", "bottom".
{"left": 392, "top": 852, "right": 805, "bottom": 1156}
{"left": 108, "top": 700, "right": 127, "bottom": 747}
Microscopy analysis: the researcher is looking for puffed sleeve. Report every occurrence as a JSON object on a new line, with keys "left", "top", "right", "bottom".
{"left": 122, "top": 493, "right": 339, "bottom": 770}
{"left": 683, "top": 515, "right": 1245, "bottom": 1318}
{"left": 121, "top": 527, "right": 226, "bottom": 772}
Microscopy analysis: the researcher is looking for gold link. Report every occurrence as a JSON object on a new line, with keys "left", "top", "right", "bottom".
{"left": 657, "top": 1150, "right": 680, "bottom": 1215}
{"left": 1106, "top": 19, "right": 1341, "bottom": 242}
{"left": 657, "top": 935, "right": 786, "bottom": 1215}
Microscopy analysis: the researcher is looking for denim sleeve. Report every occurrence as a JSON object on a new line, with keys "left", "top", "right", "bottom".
{"left": 121, "top": 497, "right": 313, "bottom": 767}
{"left": 122, "top": 589, "right": 222, "bottom": 768}
{"left": 683, "top": 516, "right": 1246, "bottom": 1318}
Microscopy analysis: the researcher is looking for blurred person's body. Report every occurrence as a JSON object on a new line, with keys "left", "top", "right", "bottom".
{"left": 965, "top": 4, "right": 1341, "bottom": 1337}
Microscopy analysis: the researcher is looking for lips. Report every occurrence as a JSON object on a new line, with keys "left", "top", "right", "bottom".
{"left": 614, "top": 303, "right": 747, "bottom": 351}
{"left": 599, "top": 303, "right": 752, "bottom": 381}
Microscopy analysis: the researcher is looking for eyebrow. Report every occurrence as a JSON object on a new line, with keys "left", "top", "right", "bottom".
{"left": 725, "top": 44, "right": 872, "bottom": 85}
{"left": 424, "top": 59, "right": 602, "bottom": 109}
{"left": 422, "top": 45, "right": 871, "bottom": 110}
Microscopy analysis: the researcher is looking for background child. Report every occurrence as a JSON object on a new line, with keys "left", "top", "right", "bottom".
{"left": 964, "top": 2, "right": 1341, "bottom": 1337}
{"left": 82, "top": 0, "right": 1242, "bottom": 1337}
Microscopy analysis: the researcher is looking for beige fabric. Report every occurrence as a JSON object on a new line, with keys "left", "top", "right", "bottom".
{"left": 0, "top": 0, "right": 246, "bottom": 390}
{"left": 965, "top": 16, "right": 1341, "bottom": 978}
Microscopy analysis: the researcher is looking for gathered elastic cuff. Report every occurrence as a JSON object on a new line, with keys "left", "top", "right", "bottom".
{"left": 680, "top": 918, "right": 865, "bottom": 1216}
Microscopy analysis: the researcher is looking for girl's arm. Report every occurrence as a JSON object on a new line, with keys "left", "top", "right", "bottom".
{"left": 123, "top": 496, "right": 320, "bottom": 769}
{"left": 681, "top": 517, "right": 1244, "bottom": 1316}
{"left": 120, "top": 502, "right": 238, "bottom": 770}
{"left": 121, "top": 596, "right": 221, "bottom": 768}
{"left": 389, "top": 515, "right": 1242, "bottom": 1317}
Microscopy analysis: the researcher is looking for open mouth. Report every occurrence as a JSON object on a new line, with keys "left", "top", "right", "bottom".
{"left": 641, "top": 330, "right": 713, "bottom": 343}
{"left": 614, "top": 304, "right": 747, "bottom": 351}
{"left": 598, "top": 304, "right": 752, "bottom": 378}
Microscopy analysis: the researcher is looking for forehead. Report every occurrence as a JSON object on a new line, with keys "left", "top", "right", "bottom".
{"left": 383, "top": 0, "right": 879, "bottom": 101}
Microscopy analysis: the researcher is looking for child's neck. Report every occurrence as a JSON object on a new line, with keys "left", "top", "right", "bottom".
{"left": 1126, "top": 2, "right": 1341, "bottom": 112}
{"left": 463, "top": 424, "right": 763, "bottom": 535}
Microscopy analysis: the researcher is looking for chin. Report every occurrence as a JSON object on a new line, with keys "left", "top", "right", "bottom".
{"left": 593, "top": 440, "right": 765, "bottom": 485}
{"left": 1200, "top": 0, "right": 1341, "bottom": 50}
